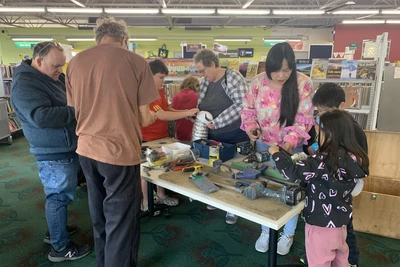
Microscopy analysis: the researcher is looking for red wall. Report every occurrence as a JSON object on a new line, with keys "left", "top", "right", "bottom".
{"left": 333, "top": 24, "right": 400, "bottom": 61}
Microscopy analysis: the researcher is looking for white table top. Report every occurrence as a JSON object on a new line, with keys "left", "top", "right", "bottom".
{"left": 141, "top": 138, "right": 304, "bottom": 230}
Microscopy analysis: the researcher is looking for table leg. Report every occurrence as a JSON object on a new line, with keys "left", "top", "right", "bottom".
{"left": 147, "top": 181, "right": 154, "bottom": 216}
{"left": 268, "top": 228, "right": 278, "bottom": 267}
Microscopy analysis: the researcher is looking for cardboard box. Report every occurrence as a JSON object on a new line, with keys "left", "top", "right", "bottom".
{"left": 191, "top": 139, "right": 235, "bottom": 162}
{"left": 352, "top": 131, "right": 400, "bottom": 239}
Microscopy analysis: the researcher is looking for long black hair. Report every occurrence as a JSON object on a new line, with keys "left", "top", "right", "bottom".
{"left": 318, "top": 110, "right": 369, "bottom": 175}
{"left": 266, "top": 42, "right": 299, "bottom": 127}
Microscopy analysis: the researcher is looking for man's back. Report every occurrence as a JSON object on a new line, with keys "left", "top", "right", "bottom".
{"left": 66, "top": 44, "right": 157, "bottom": 166}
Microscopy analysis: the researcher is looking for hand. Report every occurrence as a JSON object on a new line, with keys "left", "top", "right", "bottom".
{"left": 187, "top": 108, "right": 200, "bottom": 117}
{"left": 246, "top": 127, "right": 260, "bottom": 141}
{"left": 283, "top": 142, "right": 293, "bottom": 154}
{"left": 207, "top": 121, "right": 215, "bottom": 129}
{"left": 268, "top": 145, "right": 280, "bottom": 155}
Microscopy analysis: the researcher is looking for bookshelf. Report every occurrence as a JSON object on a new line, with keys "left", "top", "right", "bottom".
{"left": 310, "top": 32, "right": 389, "bottom": 130}
{"left": 0, "top": 64, "right": 22, "bottom": 144}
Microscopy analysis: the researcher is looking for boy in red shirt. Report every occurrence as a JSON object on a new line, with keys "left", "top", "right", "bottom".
{"left": 141, "top": 59, "right": 199, "bottom": 211}
{"left": 171, "top": 76, "right": 199, "bottom": 141}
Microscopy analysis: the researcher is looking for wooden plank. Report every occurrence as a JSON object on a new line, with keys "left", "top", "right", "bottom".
{"left": 365, "top": 131, "right": 400, "bottom": 180}
{"left": 353, "top": 191, "right": 400, "bottom": 239}
{"left": 363, "top": 176, "right": 400, "bottom": 196}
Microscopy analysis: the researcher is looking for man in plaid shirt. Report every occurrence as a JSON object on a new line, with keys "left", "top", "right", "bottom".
{"left": 194, "top": 49, "right": 249, "bottom": 225}
{"left": 194, "top": 49, "right": 249, "bottom": 144}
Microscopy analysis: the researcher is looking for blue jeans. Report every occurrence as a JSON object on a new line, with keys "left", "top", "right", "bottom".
{"left": 256, "top": 140, "right": 302, "bottom": 236}
{"left": 38, "top": 155, "right": 80, "bottom": 250}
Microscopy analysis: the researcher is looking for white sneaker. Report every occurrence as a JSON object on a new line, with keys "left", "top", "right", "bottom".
{"left": 277, "top": 232, "right": 293, "bottom": 255}
{"left": 255, "top": 230, "right": 269, "bottom": 253}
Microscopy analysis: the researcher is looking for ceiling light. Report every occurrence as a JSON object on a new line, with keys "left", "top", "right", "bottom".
{"left": 12, "top": 37, "right": 53, "bottom": 41}
{"left": 129, "top": 38, "right": 157, "bottom": 41}
{"left": 47, "top": 8, "right": 103, "bottom": 13}
{"left": 105, "top": 8, "right": 159, "bottom": 14}
{"left": 273, "top": 9, "right": 325, "bottom": 15}
{"left": 214, "top": 37, "right": 252, "bottom": 42}
{"left": 0, "top": 7, "right": 45, "bottom": 12}
{"left": 162, "top": 8, "right": 215, "bottom": 15}
{"left": 333, "top": 9, "right": 379, "bottom": 14}
{"left": 70, "top": 0, "right": 86, "bottom": 8}
{"left": 386, "top": 20, "right": 400, "bottom": 23}
{"left": 66, "top": 38, "right": 95, "bottom": 41}
{"left": 217, "top": 9, "right": 270, "bottom": 15}
{"left": 342, "top": 19, "right": 385, "bottom": 24}
{"left": 346, "top": 1, "right": 356, "bottom": 4}
{"left": 381, "top": 9, "right": 400, "bottom": 14}
{"left": 263, "top": 38, "right": 301, "bottom": 42}
{"left": 242, "top": 0, "right": 255, "bottom": 9}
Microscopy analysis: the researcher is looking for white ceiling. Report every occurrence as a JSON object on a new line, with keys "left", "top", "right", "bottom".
{"left": 0, "top": 0, "right": 399, "bottom": 28}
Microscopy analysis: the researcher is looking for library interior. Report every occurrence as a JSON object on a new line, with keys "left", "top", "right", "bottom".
{"left": 1, "top": 1, "right": 400, "bottom": 267}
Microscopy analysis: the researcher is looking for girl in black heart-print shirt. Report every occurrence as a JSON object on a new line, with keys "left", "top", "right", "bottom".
{"left": 268, "top": 109, "right": 368, "bottom": 267}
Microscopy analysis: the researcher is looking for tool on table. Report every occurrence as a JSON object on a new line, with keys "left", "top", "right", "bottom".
{"left": 212, "top": 181, "right": 245, "bottom": 193}
{"left": 212, "top": 160, "right": 233, "bottom": 173}
{"left": 235, "top": 181, "right": 250, "bottom": 188}
{"left": 182, "top": 165, "right": 203, "bottom": 172}
{"left": 236, "top": 141, "right": 253, "bottom": 155}
{"left": 142, "top": 166, "right": 152, "bottom": 177}
{"left": 243, "top": 181, "right": 305, "bottom": 206}
{"left": 233, "top": 164, "right": 268, "bottom": 180}
{"left": 189, "top": 171, "right": 219, "bottom": 195}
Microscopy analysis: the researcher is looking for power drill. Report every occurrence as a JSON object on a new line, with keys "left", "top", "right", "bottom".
{"left": 243, "top": 181, "right": 305, "bottom": 206}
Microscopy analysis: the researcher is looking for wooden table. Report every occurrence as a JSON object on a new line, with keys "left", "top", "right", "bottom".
{"left": 141, "top": 138, "right": 304, "bottom": 267}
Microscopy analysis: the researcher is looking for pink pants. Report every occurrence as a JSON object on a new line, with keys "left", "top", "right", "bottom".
{"left": 305, "top": 223, "right": 349, "bottom": 267}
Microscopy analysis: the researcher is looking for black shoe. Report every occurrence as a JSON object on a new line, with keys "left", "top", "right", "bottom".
{"left": 44, "top": 224, "right": 79, "bottom": 244}
{"left": 300, "top": 253, "right": 308, "bottom": 266}
{"left": 48, "top": 242, "right": 91, "bottom": 262}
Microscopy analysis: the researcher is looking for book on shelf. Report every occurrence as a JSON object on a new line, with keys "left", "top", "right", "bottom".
{"left": 6, "top": 99, "right": 14, "bottom": 113}
{"left": 3, "top": 80, "right": 12, "bottom": 96}
{"left": 246, "top": 62, "right": 259, "bottom": 78}
{"left": 311, "top": 59, "right": 329, "bottom": 79}
{"left": 356, "top": 60, "right": 376, "bottom": 80}
{"left": 8, "top": 114, "right": 22, "bottom": 132}
{"left": 351, "top": 113, "right": 368, "bottom": 129}
{"left": 340, "top": 60, "right": 358, "bottom": 79}
{"left": 343, "top": 86, "right": 362, "bottom": 109}
{"left": 326, "top": 59, "right": 344, "bottom": 79}
{"left": 296, "top": 59, "right": 312, "bottom": 77}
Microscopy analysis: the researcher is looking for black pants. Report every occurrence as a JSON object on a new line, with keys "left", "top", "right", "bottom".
{"left": 347, "top": 217, "right": 359, "bottom": 265}
{"left": 79, "top": 156, "right": 141, "bottom": 267}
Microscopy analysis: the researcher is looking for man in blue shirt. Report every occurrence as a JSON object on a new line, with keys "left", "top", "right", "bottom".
{"left": 11, "top": 42, "right": 90, "bottom": 262}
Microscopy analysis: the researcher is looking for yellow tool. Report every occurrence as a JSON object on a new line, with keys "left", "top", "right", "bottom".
{"left": 153, "top": 104, "right": 162, "bottom": 112}
{"left": 182, "top": 165, "right": 203, "bottom": 172}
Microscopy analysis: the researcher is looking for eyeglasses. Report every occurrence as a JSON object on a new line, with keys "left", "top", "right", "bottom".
{"left": 36, "top": 42, "right": 62, "bottom": 57}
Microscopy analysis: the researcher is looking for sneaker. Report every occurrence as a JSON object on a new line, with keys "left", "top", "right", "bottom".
{"left": 225, "top": 212, "right": 238, "bottom": 224}
{"left": 140, "top": 200, "right": 161, "bottom": 216}
{"left": 154, "top": 195, "right": 179, "bottom": 206}
{"left": 277, "top": 232, "right": 294, "bottom": 255}
{"left": 255, "top": 230, "right": 270, "bottom": 253}
{"left": 207, "top": 205, "right": 217, "bottom": 210}
{"left": 349, "top": 265, "right": 358, "bottom": 267}
{"left": 300, "top": 253, "right": 308, "bottom": 265}
{"left": 44, "top": 224, "right": 79, "bottom": 244}
{"left": 48, "top": 242, "right": 91, "bottom": 262}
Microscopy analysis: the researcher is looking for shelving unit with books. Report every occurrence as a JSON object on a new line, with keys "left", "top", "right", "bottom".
{"left": 310, "top": 32, "right": 388, "bottom": 130}
{"left": 0, "top": 64, "right": 22, "bottom": 144}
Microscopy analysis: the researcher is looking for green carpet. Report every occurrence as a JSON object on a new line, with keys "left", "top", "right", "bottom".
{"left": 1, "top": 137, "right": 400, "bottom": 267}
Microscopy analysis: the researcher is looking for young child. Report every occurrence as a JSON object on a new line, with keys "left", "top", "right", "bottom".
{"left": 171, "top": 76, "right": 199, "bottom": 141}
{"left": 268, "top": 109, "right": 369, "bottom": 267}
{"left": 300, "top": 83, "right": 369, "bottom": 267}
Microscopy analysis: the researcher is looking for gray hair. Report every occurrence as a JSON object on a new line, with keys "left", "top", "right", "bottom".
{"left": 194, "top": 49, "right": 219, "bottom": 67}
{"left": 94, "top": 17, "right": 130, "bottom": 43}
{"left": 33, "top": 42, "right": 63, "bottom": 59}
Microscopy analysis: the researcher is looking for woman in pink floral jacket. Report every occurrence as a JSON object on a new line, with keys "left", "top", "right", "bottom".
{"left": 240, "top": 42, "right": 314, "bottom": 256}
